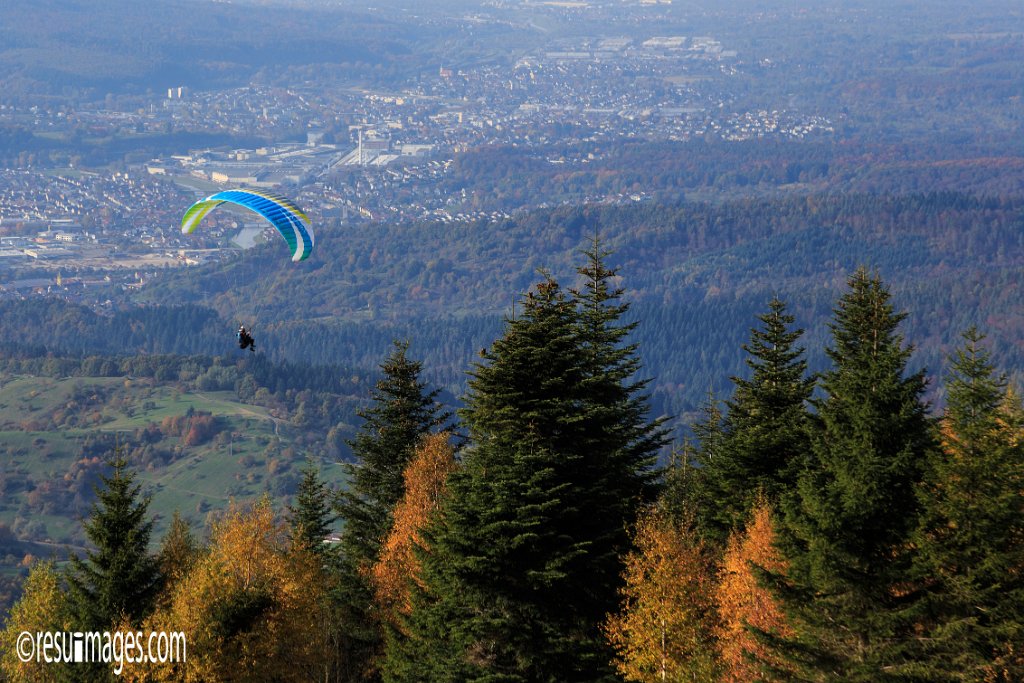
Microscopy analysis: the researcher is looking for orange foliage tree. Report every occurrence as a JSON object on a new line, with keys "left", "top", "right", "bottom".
{"left": 370, "top": 432, "right": 457, "bottom": 626}
{"left": 714, "top": 498, "right": 793, "bottom": 683}
{"left": 604, "top": 506, "right": 719, "bottom": 681}
{"left": 138, "top": 497, "right": 328, "bottom": 682}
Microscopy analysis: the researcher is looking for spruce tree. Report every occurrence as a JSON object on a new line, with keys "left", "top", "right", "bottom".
{"left": 774, "top": 268, "right": 935, "bottom": 681}
{"left": 387, "top": 278, "right": 603, "bottom": 682}
{"left": 572, "top": 239, "right": 668, "bottom": 613}
{"left": 288, "top": 460, "right": 336, "bottom": 558}
{"left": 903, "top": 328, "right": 1024, "bottom": 681}
{"left": 687, "top": 392, "right": 725, "bottom": 539}
{"left": 700, "top": 298, "right": 814, "bottom": 541}
{"left": 67, "top": 452, "right": 161, "bottom": 630}
{"left": 334, "top": 340, "right": 450, "bottom": 681}
{"left": 157, "top": 510, "right": 200, "bottom": 598}
{"left": 387, "top": 260, "right": 663, "bottom": 682}
{"left": 573, "top": 237, "right": 666, "bottom": 505}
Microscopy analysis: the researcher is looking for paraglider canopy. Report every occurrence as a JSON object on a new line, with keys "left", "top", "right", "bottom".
{"left": 181, "top": 189, "right": 314, "bottom": 262}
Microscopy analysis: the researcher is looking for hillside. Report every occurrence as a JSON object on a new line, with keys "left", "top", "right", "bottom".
{"left": 0, "top": 349, "right": 385, "bottom": 567}
{"left": 122, "top": 191, "right": 1024, "bottom": 415}
{"left": 2, "top": 188, "right": 1022, "bottom": 617}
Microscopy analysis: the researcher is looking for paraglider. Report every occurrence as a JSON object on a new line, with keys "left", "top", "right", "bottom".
{"left": 237, "top": 325, "right": 255, "bottom": 352}
{"left": 181, "top": 188, "right": 314, "bottom": 262}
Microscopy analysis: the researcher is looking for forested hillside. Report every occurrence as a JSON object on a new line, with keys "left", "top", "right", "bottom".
{"left": 3, "top": 263, "right": 1021, "bottom": 681}
{"left": 116, "top": 191, "right": 1024, "bottom": 417}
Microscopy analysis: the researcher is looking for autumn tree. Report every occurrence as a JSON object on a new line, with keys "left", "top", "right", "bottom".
{"left": 142, "top": 498, "right": 328, "bottom": 682}
{"left": 715, "top": 498, "right": 793, "bottom": 683}
{"left": 605, "top": 506, "right": 719, "bottom": 682}
{"left": 0, "top": 562, "right": 73, "bottom": 683}
{"left": 371, "top": 432, "right": 457, "bottom": 626}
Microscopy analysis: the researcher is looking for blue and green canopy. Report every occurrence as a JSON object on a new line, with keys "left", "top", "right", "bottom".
{"left": 181, "top": 189, "right": 314, "bottom": 262}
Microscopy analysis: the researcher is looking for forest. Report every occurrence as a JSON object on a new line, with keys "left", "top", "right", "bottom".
{"left": 122, "top": 190, "right": 1024, "bottom": 417}
{"left": 0, "top": 248, "right": 1021, "bottom": 681}
{"left": 2, "top": 190, "right": 1021, "bottom": 435}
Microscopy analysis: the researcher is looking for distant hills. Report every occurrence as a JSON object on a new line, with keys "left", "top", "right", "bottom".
{"left": 0, "top": 0, "right": 414, "bottom": 97}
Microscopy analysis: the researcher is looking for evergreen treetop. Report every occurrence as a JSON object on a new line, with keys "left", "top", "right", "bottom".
{"left": 390, "top": 249, "right": 664, "bottom": 682}
{"left": 903, "top": 328, "right": 1024, "bottom": 681}
{"left": 334, "top": 340, "right": 451, "bottom": 682}
{"left": 774, "top": 267, "right": 936, "bottom": 681}
{"left": 288, "top": 460, "right": 337, "bottom": 558}
{"left": 697, "top": 297, "right": 814, "bottom": 540}
{"left": 67, "top": 452, "right": 161, "bottom": 631}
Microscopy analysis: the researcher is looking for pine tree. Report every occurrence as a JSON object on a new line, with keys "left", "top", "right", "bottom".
{"left": 390, "top": 432, "right": 598, "bottom": 682}
{"left": 573, "top": 236, "right": 667, "bottom": 521}
{"left": 288, "top": 460, "right": 336, "bottom": 558}
{"left": 334, "top": 340, "right": 451, "bottom": 681}
{"left": 67, "top": 452, "right": 161, "bottom": 631}
{"left": 338, "top": 340, "right": 451, "bottom": 567}
{"left": 774, "top": 268, "right": 936, "bottom": 681}
{"left": 902, "top": 328, "right": 1024, "bottom": 681}
{"left": 158, "top": 510, "right": 201, "bottom": 599}
{"left": 386, "top": 260, "right": 663, "bottom": 682}
{"left": 701, "top": 298, "right": 813, "bottom": 540}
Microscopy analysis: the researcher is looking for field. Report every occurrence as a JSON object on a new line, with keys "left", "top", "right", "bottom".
{"left": 0, "top": 374, "right": 347, "bottom": 552}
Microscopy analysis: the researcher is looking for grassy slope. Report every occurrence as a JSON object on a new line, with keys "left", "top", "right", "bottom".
{"left": 0, "top": 375, "right": 346, "bottom": 551}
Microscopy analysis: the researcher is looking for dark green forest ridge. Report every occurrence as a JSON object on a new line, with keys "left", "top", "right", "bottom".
{"left": 125, "top": 191, "right": 1024, "bottom": 415}
{"left": 2, "top": 190, "right": 1020, "bottom": 432}
{"left": 0, "top": 190, "right": 1022, "bottom": 675}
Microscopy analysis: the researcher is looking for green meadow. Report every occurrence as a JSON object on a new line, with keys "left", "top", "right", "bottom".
{"left": 0, "top": 374, "right": 346, "bottom": 551}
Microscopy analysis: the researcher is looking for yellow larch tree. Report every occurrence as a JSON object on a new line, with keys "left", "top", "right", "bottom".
{"left": 605, "top": 506, "right": 719, "bottom": 682}
{"left": 370, "top": 432, "right": 456, "bottom": 627}
{"left": 134, "top": 497, "right": 328, "bottom": 682}
{"left": 0, "top": 561, "right": 73, "bottom": 683}
{"left": 714, "top": 498, "right": 793, "bottom": 683}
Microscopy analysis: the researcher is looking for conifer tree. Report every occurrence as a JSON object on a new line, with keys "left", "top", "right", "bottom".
{"left": 67, "top": 452, "right": 161, "bottom": 631}
{"left": 334, "top": 341, "right": 450, "bottom": 681}
{"left": 288, "top": 460, "right": 336, "bottom": 558}
{"left": 573, "top": 237, "right": 667, "bottom": 519}
{"left": 386, "top": 260, "right": 663, "bottom": 682}
{"left": 658, "top": 443, "right": 702, "bottom": 527}
{"left": 700, "top": 298, "right": 813, "bottom": 540}
{"left": 903, "top": 328, "right": 1024, "bottom": 681}
{"left": 774, "top": 268, "right": 935, "bottom": 681}
{"left": 158, "top": 510, "right": 201, "bottom": 599}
